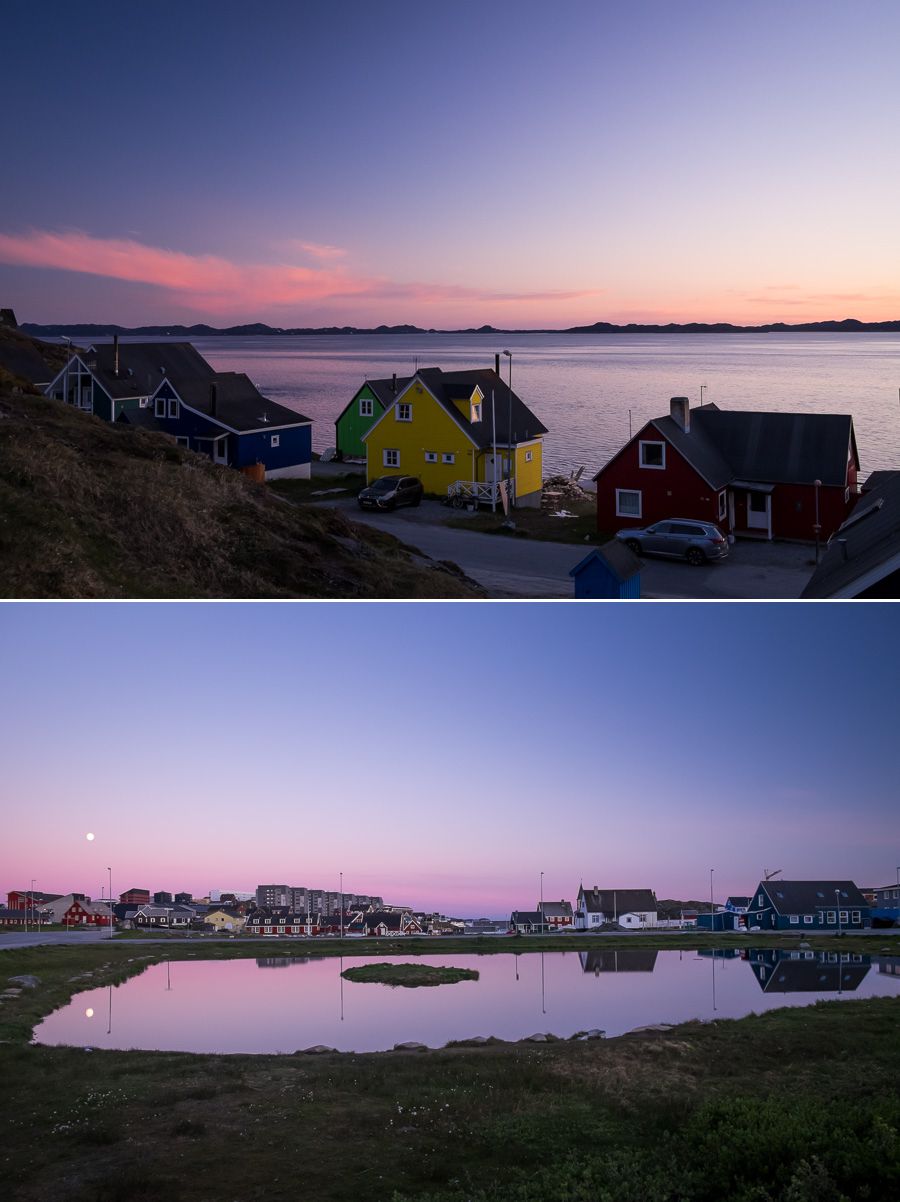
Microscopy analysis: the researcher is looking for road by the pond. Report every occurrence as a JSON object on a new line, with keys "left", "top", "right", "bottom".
{"left": 320, "top": 497, "right": 815, "bottom": 599}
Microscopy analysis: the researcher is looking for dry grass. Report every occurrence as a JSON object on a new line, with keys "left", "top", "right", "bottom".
{"left": 0, "top": 390, "right": 482, "bottom": 598}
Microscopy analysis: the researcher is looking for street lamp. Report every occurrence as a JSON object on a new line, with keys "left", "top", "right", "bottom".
{"left": 502, "top": 350, "right": 513, "bottom": 511}
{"left": 813, "top": 479, "right": 822, "bottom": 563}
{"left": 61, "top": 336, "right": 72, "bottom": 407}
{"left": 710, "top": 869, "right": 715, "bottom": 932}
{"left": 540, "top": 871, "right": 544, "bottom": 935}
{"left": 108, "top": 868, "right": 113, "bottom": 939}
{"left": 339, "top": 872, "right": 343, "bottom": 941}
{"left": 835, "top": 888, "right": 841, "bottom": 936}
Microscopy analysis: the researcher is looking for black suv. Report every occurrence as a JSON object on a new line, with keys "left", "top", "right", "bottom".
{"left": 357, "top": 475, "right": 424, "bottom": 511}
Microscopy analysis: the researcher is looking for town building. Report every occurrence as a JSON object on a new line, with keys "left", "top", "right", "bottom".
{"left": 745, "top": 880, "right": 871, "bottom": 930}
{"left": 335, "top": 375, "right": 412, "bottom": 460}
{"left": 574, "top": 886, "right": 659, "bottom": 929}
{"left": 593, "top": 397, "right": 859, "bottom": 542}
{"left": 538, "top": 901, "right": 574, "bottom": 928}
{"left": 362, "top": 363, "right": 547, "bottom": 508}
{"left": 801, "top": 470, "right": 900, "bottom": 597}
{"left": 43, "top": 338, "right": 312, "bottom": 479}
{"left": 119, "top": 888, "right": 151, "bottom": 907}
{"left": 569, "top": 544, "right": 641, "bottom": 598}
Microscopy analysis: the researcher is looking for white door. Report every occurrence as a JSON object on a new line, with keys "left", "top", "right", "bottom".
{"left": 484, "top": 453, "right": 509, "bottom": 484}
{"left": 747, "top": 491, "right": 770, "bottom": 533}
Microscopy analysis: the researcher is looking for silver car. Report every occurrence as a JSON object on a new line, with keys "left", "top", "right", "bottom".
{"left": 615, "top": 519, "right": 729, "bottom": 565}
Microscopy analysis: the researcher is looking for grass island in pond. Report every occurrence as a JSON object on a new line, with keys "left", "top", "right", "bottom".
{"left": 340, "top": 962, "right": 479, "bottom": 987}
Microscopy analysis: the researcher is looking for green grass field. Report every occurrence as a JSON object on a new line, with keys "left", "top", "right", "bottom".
{"left": 2, "top": 936, "right": 898, "bottom": 1201}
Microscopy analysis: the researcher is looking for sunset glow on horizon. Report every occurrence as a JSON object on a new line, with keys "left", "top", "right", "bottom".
{"left": 3, "top": 0, "right": 899, "bottom": 328}
{"left": 3, "top": 603, "right": 897, "bottom": 916}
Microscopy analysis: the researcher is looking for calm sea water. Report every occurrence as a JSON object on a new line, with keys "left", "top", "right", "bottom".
{"left": 176, "top": 332, "right": 900, "bottom": 477}
{"left": 33, "top": 949, "right": 900, "bottom": 1055}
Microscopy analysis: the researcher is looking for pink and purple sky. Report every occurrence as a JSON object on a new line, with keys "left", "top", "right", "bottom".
{"left": 2, "top": 603, "right": 897, "bottom": 916}
{"left": 3, "top": 0, "right": 900, "bottom": 328}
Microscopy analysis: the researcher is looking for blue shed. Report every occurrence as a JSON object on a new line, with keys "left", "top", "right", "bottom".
{"left": 569, "top": 544, "right": 641, "bottom": 599}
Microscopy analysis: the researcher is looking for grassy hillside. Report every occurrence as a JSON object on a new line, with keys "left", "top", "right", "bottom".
{"left": 0, "top": 387, "right": 481, "bottom": 598}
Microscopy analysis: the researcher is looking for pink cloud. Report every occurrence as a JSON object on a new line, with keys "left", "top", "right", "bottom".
{"left": 0, "top": 227, "right": 603, "bottom": 320}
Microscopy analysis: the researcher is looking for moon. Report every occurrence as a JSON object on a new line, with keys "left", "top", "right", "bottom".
{"left": 86, "top": 832, "right": 95, "bottom": 841}
{"left": 85, "top": 1008, "right": 94, "bottom": 1018}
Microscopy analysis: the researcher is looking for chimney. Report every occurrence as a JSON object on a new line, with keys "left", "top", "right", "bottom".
{"left": 209, "top": 381, "right": 218, "bottom": 417}
{"left": 113, "top": 334, "right": 120, "bottom": 378}
{"left": 392, "top": 372, "right": 397, "bottom": 395}
{"left": 837, "top": 538, "right": 848, "bottom": 560}
{"left": 670, "top": 396, "right": 690, "bottom": 433}
{"left": 495, "top": 353, "right": 500, "bottom": 376}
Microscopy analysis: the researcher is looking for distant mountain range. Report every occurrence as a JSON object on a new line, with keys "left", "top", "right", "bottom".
{"left": 20, "top": 317, "right": 900, "bottom": 337}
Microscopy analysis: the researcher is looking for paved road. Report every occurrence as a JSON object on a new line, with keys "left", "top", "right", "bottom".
{"left": 318, "top": 497, "right": 815, "bottom": 599}
{"left": 0, "top": 929, "right": 114, "bottom": 951}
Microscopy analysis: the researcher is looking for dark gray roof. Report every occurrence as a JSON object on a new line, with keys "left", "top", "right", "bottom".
{"left": 579, "top": 888, "right": 657, "bottom": 914}
{"left": 861, "top": 470, "right": 897, "bottom": 494}
{"left": 510, "top": 910, "right": 543, "bottom": 924}
{"left": 596, "top": 402, "right": 855, "bottom": 490}
{"left": 569, "top": 543, "right": 641, "bottom": 582}
{"left": 174, "top": 372, "right": 311, "bottom": 432}
{"left": 83, "top": 341, "right": 214, "bottom": 399}
{"left": 726, "top": 896, "right": 751, "bottom": 908}
{"left": 758, "top": 880, "right": 869, "bottom": 913}
{"left": 691, "top": 409, "right": 854, "bottom": 487}
{"left": 801, "top": 472, "right": 900, "bottom": 598}
{"left": 538, "top": 901, "right": 573, "bottom": 918}
{"left": 748, "top": 952, "right": 870, "bottom": 994}
{"left": 413, "top": 368, "right": 548, "bottom": 448}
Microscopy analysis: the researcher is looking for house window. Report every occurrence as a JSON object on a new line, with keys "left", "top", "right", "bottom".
{"left": 615, "top": 489, "right": 642, "bottom": 518}
{"left": 803, "top": 915, "right": 813, "bottom": 924}
{"left": 826, "top": 910, "right": 836, "bottom": 924}
{"left": 425, "top": 451, "right": 437, "bottom": 463}
{"left": 851, "top": 910, "right": 860, "bottom": 922}
{"left": 839, "top": 910, "right": 848, "bottom": 923}
{"left": 639, "top": 441, "right": 666, "bottom": 469}
{"left": 155, "top": 397, "right": 166, "bottom": 418}
{"left": 175, "top": 436, "right": 190, "bottom": 448}
{"left": 397, "top": 403, "right": 412, "bottom": 422}
{"left": 472, "top": 403, "right": 482, "bottom": 422}
{"left": 360, "top": 398, "right": 373, "bottom": 417}
{"left": 167, "top": 398, "right": 179, "bottom": 419}
{"left": 525, "top": 450, "right": 533, "bottom": 462}
{"left": 271, "top": 434, "right": 280, "bottom": 448}
{"left": 384, "top": 449, "right": 400, "bottom": 467}
{"left": 442, "top": 452, "right": 455, "bottom": 464}
{"left": 789, "top": 915, "right": 799, "bottom": 924}
{"left": 718, "top": 491, "right": 727, "bottom": 520}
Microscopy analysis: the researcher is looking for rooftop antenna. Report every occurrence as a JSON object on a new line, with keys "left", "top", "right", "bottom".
{"left": 763, "top": 868, "right": 782, "bottom": 881}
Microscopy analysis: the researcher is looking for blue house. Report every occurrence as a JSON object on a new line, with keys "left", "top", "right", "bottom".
{"left": 131, "top": 372, "right": 312, "bottom": 479}
{"left": 569, "top": 544, "right": 641, "bottom": 599}
{"left": 46, "top": 338, "right": 313, "bottom": 479}
{"left": 745, "top": 948, "right": 871, "bottom": 994}
{"left": 745, "top": 880, "right": 871, "bottom": 931}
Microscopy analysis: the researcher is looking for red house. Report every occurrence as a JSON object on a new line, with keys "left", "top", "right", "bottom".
{"left": 63, "top": 898, "right": 113, "bottom": 926}
{"left": 594, "top": 397, "right": 859, "bottom": 542}
{"left": 119, "top": 888, "right": 151, "bottom": 906}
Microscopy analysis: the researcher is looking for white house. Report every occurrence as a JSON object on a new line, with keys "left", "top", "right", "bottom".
{"left": 575, "top": 886, "right": 659, "bottom": 929}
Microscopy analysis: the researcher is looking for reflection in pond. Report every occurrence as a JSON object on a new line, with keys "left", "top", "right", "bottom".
{"left": 35, "top": 949, "right": 900, "bottom": 1055}
{"left": 745, "top": 948, "right": 870, "bottom": 994}
{"left": 580, "top": 950, "right": 659, "bottom": 974}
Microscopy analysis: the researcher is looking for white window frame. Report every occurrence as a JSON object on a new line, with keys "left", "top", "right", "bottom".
{"left": 639, "top": 440, "right": 666, "bottom": 470}
{"left": 425, "top": 451, "right": 437, "bottom": 463}
{"left": 472, "top": 403, "right": 482, "bottom": 422}
{"left": 396, "top": 403, "right": 412, "bottom": 422}
{"left": 803, "top": 915, "right": 813, "bottom": 924}
{"left": 442, "top": 452, "right": 455, "bottom": 464}
{"left": 615, "top": 488, "right": 642, "bottom": 518}
{"left": 167, "top": 398, "right": 179, "bottom": 419}
{"left": 789, "top": 914, "right": 799, "bottom": 924}
{"left": 384, "top": 449, "right": 400, "bottom": 468}
{"left": 718, "top": 490, "right": 727, "bottom": 520}
{"left": 154, "top": 397, "right": 166, "bottom": 419}
{"left": 271, "top": 434, "right": 280, "bottom": 448}
{"left": 175, "top": 436, "right": 189, "bottom": 448}
{"left": 359, "top": 397, "right": 373, "bottom": 417}
{"left": 525, "top": 450, "right": 533, "bottom": 463}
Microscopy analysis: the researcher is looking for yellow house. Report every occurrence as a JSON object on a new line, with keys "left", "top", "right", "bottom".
{"left": 362, "top": 366, "right": 547, "bottom": 507}
{"left": 205, "top": 909, "right": 246, "bottom": 932}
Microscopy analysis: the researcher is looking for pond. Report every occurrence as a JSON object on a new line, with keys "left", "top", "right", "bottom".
{"left": 33, "top": 948, "right": 900, "bottom": 1055}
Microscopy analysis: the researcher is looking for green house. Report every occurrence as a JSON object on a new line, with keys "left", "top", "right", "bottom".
{"left": 334, "top": 374, "right": 411, "bottom": 460}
